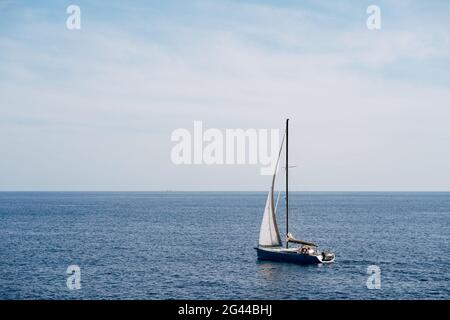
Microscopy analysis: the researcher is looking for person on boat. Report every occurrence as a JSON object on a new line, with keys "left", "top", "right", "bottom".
{"left": 300, "top": 245, "right": 314, "bottom": 255}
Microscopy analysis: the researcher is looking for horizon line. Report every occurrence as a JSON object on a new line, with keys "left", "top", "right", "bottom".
{"left": 0, "top": 190, "right": 449, "bottom": 193}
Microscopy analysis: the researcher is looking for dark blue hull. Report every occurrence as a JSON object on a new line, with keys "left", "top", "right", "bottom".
{"left": 255, "top": 247, "right": 323, "bottom": 264}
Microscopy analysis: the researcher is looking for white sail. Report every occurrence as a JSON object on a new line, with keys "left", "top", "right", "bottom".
{"left": 258, "top": 133, "right": 285, "bottom": 247}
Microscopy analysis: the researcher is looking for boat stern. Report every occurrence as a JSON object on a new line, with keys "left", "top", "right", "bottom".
{"left": 320, "top": 250, "right": 335, "bottom": 263}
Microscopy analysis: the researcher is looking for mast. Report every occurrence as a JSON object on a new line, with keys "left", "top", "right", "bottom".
{"left": 285, "top": 118, "right": 289, "bottom": 248}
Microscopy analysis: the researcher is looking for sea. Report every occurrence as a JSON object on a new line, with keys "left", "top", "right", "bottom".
{"left": 0, "top": 192, "right": 449, "bottom": 300}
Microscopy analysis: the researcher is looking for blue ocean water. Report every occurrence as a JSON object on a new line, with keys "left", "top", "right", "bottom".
{"left": 0, "top": 192, "right": 449, "bottom": 300}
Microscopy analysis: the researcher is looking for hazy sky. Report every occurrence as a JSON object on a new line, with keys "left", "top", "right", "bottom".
{"left": 1, "top": 0, "right": 449, "bottom": 191}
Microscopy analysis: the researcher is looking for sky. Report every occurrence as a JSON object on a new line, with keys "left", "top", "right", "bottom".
{"left": 0, "top": 0, "right": 450, "bottom": 191}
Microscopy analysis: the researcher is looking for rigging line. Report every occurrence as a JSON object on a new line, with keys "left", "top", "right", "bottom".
{"left": 275, "top": 189, "right": 281, "bottom": 212}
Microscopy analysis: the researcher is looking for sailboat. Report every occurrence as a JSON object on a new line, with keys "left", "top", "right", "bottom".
{"left": 255, "top": 119, "right": 335, "bottom": 264}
